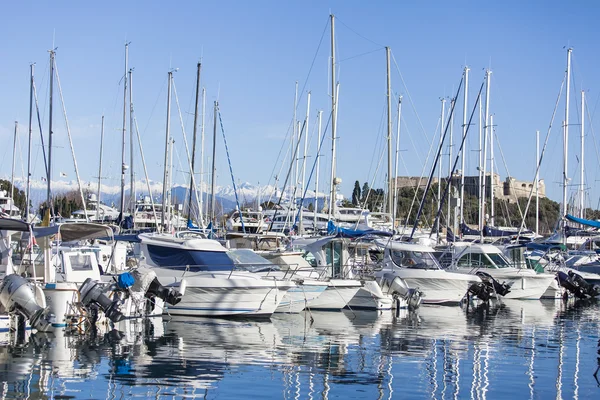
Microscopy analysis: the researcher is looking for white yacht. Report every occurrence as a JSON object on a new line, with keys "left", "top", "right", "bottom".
{"left": 132, "top": 196, "right": 187, "bottom": 231}
{"left": 69, "top": 194, "right": 120, "bottom": 223}
{"left": 440, "top": 242, "right": 555, "bottom": 300}
{"left": 291, "top": 236, "right": 364, "bottom": 310}
{"left": 374, "top": 239, "right": 479, "bottom": 305}
{"left": 226, "top": 209, "right": 267, "bottom": 233}
{"left": 136, "top": 231, "right": 293, "bottom": 317}
{"left": 0, "top": 190, "right": 22, "bottom": 220}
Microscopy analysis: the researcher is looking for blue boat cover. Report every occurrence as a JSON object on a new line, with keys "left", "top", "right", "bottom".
{"left": 326, "top": 220, "right": 392, "bottom": 238}
{"left": 566, "top": 214, "right": 600, "bottom": 229}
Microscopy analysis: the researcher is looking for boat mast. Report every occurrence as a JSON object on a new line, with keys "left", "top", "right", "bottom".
{"left": 386, "top": 46, "right": 393, "bottom": 216}
{"left": 292, "top": 81, "right": 298, "bottom": 206}
{"left": 26, "top": 64, "right": 34, "bottom": 222}
{"left": 393, "top": 96, "right": 402, "bottom": 229}
{"left": 490, "top": 114, "right": 495, "bottom": 227}
{"left": 535, "top": 130, "right": 539, "bottom": 235}
{"left": 97, "top": 115, "right": 105, "bottom": 221}
{"left": 188, "top": 62, "right": 202, "bottom": 226}
{"left": 460, "top": 66, "right": 469, "bottom": 225}
{"left": 328, "top": 14, "right": 337, "bottom": 221}
{"left": 447, "top": 99, "right": 454, "bottom": 231}
{"left": 314, "top": 110, "right": 322, "bottom": 230}
{"left": 579, "top": 90, "right": 584, "bottom": 219}
{"left": 119, "top": 43, "right": 129, "bottom": 220}
{"left": 299, "top": 92, "right": 311, "bottom": 234}
{"left": 200, "top": 87, "right": 206, "bottom": 225}
{"left": 480, "top": 69, "right": 491, "bottom": 240}
{"left": 437, "top": 98, "right": 445, "bottom": 239}
{"left": 563, "top": 48, "right": 572, "bottom": 225}
{"left": 210, "top": 101, "right": 218, "bottom": 224}
{"left": 10, "top": 121, "right": 17, "bottom": 207}
{"left": 47, "top": 49, "right": 55, "bottom": 214}
{"left": 477, "top": 90, "right": 483, "bottom": 239}
{"left": 129, "top": 68, "right": 135, "bottom": 220}
{"left": 161, "top": 70, "right": 173, "bottom": 230}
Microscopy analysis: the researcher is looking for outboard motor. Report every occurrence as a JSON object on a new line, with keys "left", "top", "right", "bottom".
{"left": 0, "top": 274, "right": 53, "bottom": 332}
{"left": 130, "top": 268, "right": 183, "bottom": 306}
{"left": 476, "top": 272, "right": 512, "bottom": 297}
{"left": 384, "top": 273, "right": 422, "bottom": 310}
{"left": 557, "top": 271, "right": 600, "bottom": 299}
{"left": 467, "top": 282, "right": 492, "bottom": 302}
{"left": 79, "top": 278, "right": 125, "bottom": 323}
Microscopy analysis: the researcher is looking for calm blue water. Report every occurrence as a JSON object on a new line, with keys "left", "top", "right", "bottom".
{"left": 1, "top": 299, "right": 599, "bottom": 399}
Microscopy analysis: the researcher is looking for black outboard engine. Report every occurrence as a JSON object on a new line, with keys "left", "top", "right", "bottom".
{"left": 557, "top": 271, "right": 600, "bottom": 299}
{"left": 467, "top": 282, "right": 492, "bottom": 302}
{"left": 476, "top": 271, "right": 512, "bottom": 297}
{"left": 130, "top": 268, "right": 182, "bottom": 306}
{"left": 0, "top": 274, "right": 53, "bottom": 332}
{"left": 79, "top": 278, "right": 125, "bottom": 323}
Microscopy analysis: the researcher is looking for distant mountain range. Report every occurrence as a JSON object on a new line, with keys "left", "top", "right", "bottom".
{"left": 12, "top": 178, "right": 330, "bottom": 214}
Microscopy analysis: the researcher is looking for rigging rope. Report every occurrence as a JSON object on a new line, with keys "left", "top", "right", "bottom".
{"left": 216, "top": 107, "right": 245, "bottom": 233}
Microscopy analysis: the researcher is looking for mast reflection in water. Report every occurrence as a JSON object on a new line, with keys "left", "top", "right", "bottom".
{"left": 0, "top": 299, "right": 599, "bottom": 399}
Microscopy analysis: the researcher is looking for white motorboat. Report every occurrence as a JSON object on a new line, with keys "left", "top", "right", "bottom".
{"left": 375, "top": 239, "right": 480, "bottom": 305}
{"left": 441, "top": 242, "right": 555, "bottom": 300}
{"left": 291, "top": 236, "right": 364, "bottom": 310}
{"left": 137, "top": 232, "right": 293, "bottom": 317}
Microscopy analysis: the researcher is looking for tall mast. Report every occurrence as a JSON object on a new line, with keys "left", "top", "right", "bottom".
{"left": 161, "top": 71, "right": 173, "bottom": 229}
{"left": 189, "top": 62, "right": 202, "bottom": 225}
{"left": 386, "top": 46, "right": 393, "bottom": 215}
{"left": 300, "top": 92, "right": 311, "bottom": 233}
{"left": 314, "top": 110, "right": 322, "bottom": 230}
{"left": 579, "top": 90, "right": 585, "bottom": 218}
{"left": 200, "top": 87, "right": 206, "bottom": 225}
{"left": 437, "top": 98, "right": 445, "bottom": 239}
{"left": 129, "top": 68, "right": 135, "bottom": 220}
{"left": 119, "top": 43, "right": 129, "bottom": 219}
{"left": 477, "top": 92, "right": 483, "bottom": 238}
{"left": 26, "top": 64, "right": 34, "bottom": 222}
{"left": 97, "top": 115, "right": 105, "bottom": 221}
{"left": 480, "top": 70, "right": 491, "bottom": 237}
{"left": 210, "top": 101, "right": 218, "bottom": 224}
{"left": 460, "top": 66, "right": 469, "bottom": 224}
{"left": 393, "top": 96, "right": 402, "bottom": 229}
{"left": 292, "top": 81, "right": 298, "bottom": 204}
{"left": 563, "top": 48, "right": 572, "bottom": 221}
{"left": 10, "top": 122, "right": 17, "bottom": 202}
{"left": 47, "top": 49, "right": 55, "bottom": 211}
{"left": 328, "top": 14, "right": 337, "bottom": 220}
{"left": 536, "top": 130, "right": 539, "bottom": 235}
{"left": 447, "top": 99, "right": 454, "bottom": 231}
{"left": 490, "top": 115, "right": 495, "bottom": 226}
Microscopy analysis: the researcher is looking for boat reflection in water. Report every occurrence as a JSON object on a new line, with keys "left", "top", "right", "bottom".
{"left": 0, "top": 299, "right": 599, "bottom": 399}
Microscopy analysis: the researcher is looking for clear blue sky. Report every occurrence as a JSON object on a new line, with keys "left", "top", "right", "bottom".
{"left": 1, "top": 1, "right": 599, "bottom": 211}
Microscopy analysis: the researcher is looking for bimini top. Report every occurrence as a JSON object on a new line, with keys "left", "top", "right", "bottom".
{"left": 374, "top": 239, "right": 435, "bottom": 253}
{"left": 34, "top": 223, "right": 114, "bottom": 242}
{"left": 0, "top": 218, "right": 30, "bottom": 232}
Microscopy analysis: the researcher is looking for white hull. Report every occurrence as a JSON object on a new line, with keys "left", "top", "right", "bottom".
{"left": 379, "top": 269, "right": 475, "bottom": 305}
{"left": 347, "top": 280, "right": 393, "bottom": 310}
{"left": 307, "top": 280, "right": 362, "bottom": 310}
{"left": 456, "top": 268, "right": 555, "bottom": 300}
{"left": 275, "top": 284, "right": 327, "bottom": 313}
{"left": 154, "top": 269, "right": 292, "bottom": 317}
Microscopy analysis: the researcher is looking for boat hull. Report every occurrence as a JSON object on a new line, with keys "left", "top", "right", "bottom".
{"left": 308, "top": 280, "right": 362, "bottom": 310}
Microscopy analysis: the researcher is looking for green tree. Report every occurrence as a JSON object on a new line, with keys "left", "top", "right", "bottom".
{"left": 351, "top": 180, "right": 361, "bottom": 206}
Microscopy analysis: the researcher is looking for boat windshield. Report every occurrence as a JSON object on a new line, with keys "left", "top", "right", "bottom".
{"left": 390, "top": 250, "right": 440, "bottom": 269}
{"left": 457, "top": 252, "right": 510, "bottom": 269}
{"left": 227, "top": 249, "right": 280, "bottom": 272}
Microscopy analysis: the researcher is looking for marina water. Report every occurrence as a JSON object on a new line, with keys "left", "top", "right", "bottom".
{"left": 1, "top": 299, "right": 599, "bottom": 399}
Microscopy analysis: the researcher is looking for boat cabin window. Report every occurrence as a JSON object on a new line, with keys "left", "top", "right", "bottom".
{"left": 390, "top": 250, "right": 439, "bottom": 269}
{"left": 228, "top": 249, "right": 279, "bottom": 272}
{"left": 69, "top": 253, "right": 95, "bottom": 271}
{"left": 457, "top": 252, "right": 509, "bottom": 268}
{"left": 302, "top": 251, "right": 317, "bottom": 267}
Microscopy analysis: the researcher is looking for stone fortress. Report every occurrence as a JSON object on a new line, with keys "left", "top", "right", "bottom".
{"left": 393, "top": 173, "right": 545, "bottom": 203}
